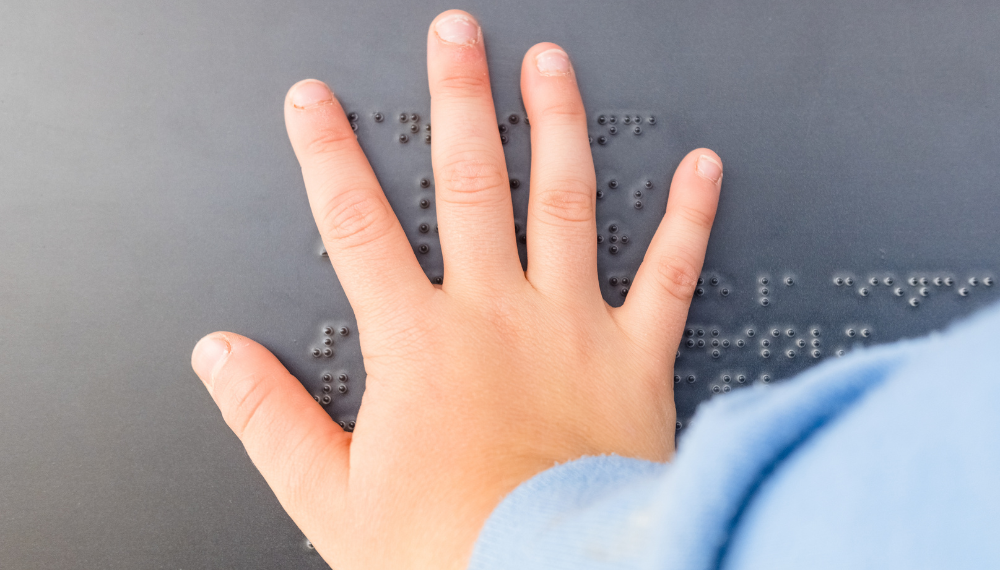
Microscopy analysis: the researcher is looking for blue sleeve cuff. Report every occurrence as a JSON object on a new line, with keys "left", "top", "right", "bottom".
{"left": 469, "top": 454, "right": 670, "bottom": 570}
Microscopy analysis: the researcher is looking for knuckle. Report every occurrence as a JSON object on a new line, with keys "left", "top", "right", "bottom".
{"left": 317, "top": 188, "right": 390, "bottom": 251}
{"left": 438, "top": 151, "right": 507, "bottom": 201}
{"left": 653, "top": 253, "right": 701, "bottom": 303}
{"left": 218, "top": 370, "right": 276, "bottom": 440}
{"left": 535, "top": 186, "right": 593, "bottom": 225}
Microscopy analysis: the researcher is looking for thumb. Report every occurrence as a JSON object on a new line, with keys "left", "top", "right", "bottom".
{"left": 191, "top": 332, "right": 350, "bottom": 529}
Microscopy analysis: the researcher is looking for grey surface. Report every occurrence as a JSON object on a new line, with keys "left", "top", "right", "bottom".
{"left": 2, "top": 0, "right": 999, "bottom": 567}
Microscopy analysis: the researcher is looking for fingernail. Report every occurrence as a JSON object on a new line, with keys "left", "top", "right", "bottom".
{"left": 192, "top": 334, "right": 230, "bottom": 391}
{"left": 696, "top": 155, "right": 723, "bottom": 183}
{"left": 535, "top": 48, "right": 572, "bottom": 76}
{"left": 434, "top": 13, "right": 480, "bottom": 46}
{"left": 290, "top": 80, "right": 333, "bottom": 109}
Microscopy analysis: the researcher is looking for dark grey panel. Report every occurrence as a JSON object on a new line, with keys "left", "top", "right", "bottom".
{"left": 2, "top": 0, "right": 998, "bottom": 567}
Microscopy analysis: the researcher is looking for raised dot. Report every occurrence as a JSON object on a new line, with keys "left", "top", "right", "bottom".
{"left": 313, "top": 395, "right": 320, "bottom": 402}
{"left": 771, "top": 329, "right": 780, "bottom": 337}
{"left": 721, "top": 288, "right": 730, "bottom": 296}
{"left": 944, "top": 277, "right": 954, "bottom": 286}
{"left": 399, "top": 134, "right": 408, "bottom": 143}
{"left": 418, "top": 223, "right": 429, "bottom": 233}
{"left": 417, "top": 244, "right": 429, "bottom": 254}
{"left": 846, "top": 277, "right": 854, "bottom": 286}
{"left": 351, "top": 122, "right": 358, "bottom": 132}
{"left": 710, "top": 277, "right": 719, "bottom": 286}
{"left": 500, "top": 135, "right": 508, "bottom": 144}
{"left": 609, "top": 126, "right": 618, "bottom": 135}
{"left": 609, "top": 235, "right": 618, "bottom": 243}
{"left": 621, "top": 277, "right": 630, "bottom": 285}
{"left": 920, "top": 277, "right": 929, "bottom": 286}
{"left": 796, "top": 339, "right": 806, "bottom": 348}
{"left": 785, "top": 328, "right": 794, "bottom": 337}
{"left": 338, "top": 384, "right": 348, "bottom": 394}
{"left": 674, "top": 375, "right": 681, "bottom": 383}
{"left": 609, "top": 245, "right": 618, "bottom": 254}
{"left": 861, "top": 328, "right": 871, "bottom": 338}
{"left": 597, "top": 115, "right": 607, "bottom": 124}
{"left": 909, "top": 277, "right": 919, "bottom": 286}
{"left": 518, "top": 235, "right": 527, "bottom": 244}
{"left": 812, "top": 339, "right": 820, "bottom": 347}
{"left": 697, "top": 329, "right": 705, "bottom": 337}
{"left": 723, "top": 385, "right": 731, "bottom": 393}
{"left": 723, "top": 375, "right": 731, "bottom": 383}
{"left": 920, "top": 287, "right": 929, "bottom": 297}
{"left": 498, "top": 124, "right": 508, "bottom": 134}
{"left": 634, "top": 115, "right": 641, "bottom": 123}
{"left": 761, "top": 277, "right": 769, "bottom": 285}
{"left": 687, "top": 375, "right": 696, "bottom": 383}
{"left": 986, "top": 277, "right": 994, "bottom": 286}
{"left": 686, "top": 339, "right": 695, "bottom": 348}
{"left": 958, "top": 288, "right": 969, "bottom": 297}
{"left": 399, "top": 113, "right": 408, "bottom": 122}
{"left": 648, "top": 116, "right": 656, "bottom": 124}
{"left": 736, "top": 339, "right": 746, "bottom": 347}
{"left": 373, "top": 112, "right": 384, "bottom": 122}
{"left": 761, "top": 339, "right": 770, "bottom": 347}
{"left": 676, "top": 420, "right": 682, "bottom": 430}
{"left": 597, "top": 136, "right": 607, "bottom": 145}
{"left": 597, "top": 235, "right": 604, "bottom": 244}
{"left": 846, "top": 328, "right": 856, "bottom": 337}
{"left": 761, "top": 349, "right": 770, "bottom": 358}
{"left": 419, "top": 199, "right": 430, "bottom": 209}
{"left": 610, "top": 277, "right": 619, "bottom": 286}
{"left": 409, "top": 123, "right": 418, "bottom": 133}
{"left": 338, "top": 420, "right": 345, "bottom": 428}
{"left": 339, "top": 327, "right": 350, "bottom": 337}
{"left": 910, "top": 297, "right": 921, "bottom": 306}
{"left": 737, "top": 374, "right": 746, "bottom": 383}
{"left": 322, "top": 347, "right": 333, "bottom": 357}
{"left": 424, "top": 134, "right": 431, "bottom": 143}
{"left": 620, "top": 287, "right": 629, "bottom": 297}
{"left": 685, "top": 328, "right": 694, "bottom": 337}
{"left": 432, "top": 276, "right": 443, "bottom": 284}
{"left": 323, "top": 337, "right": 333, "bottom": 346}
{"left": 870, "top": 277, "right": 879, "bottom": 286}
{"left": 348, "top": 421, "right": 356, "bottom": 430}
{"left": 859, "top": 287, "right": 869, "bottom": 296}
{"left": 624, "top": 116, "right": 632, "bottom": 124}
{"left": 410, "top": 113, "right": 419, "bottom": 122}
{"left": 634, "top": 190, "right": 642, "bottom": 198}
{"left": 339, "top": 373, "right": 348, "bottom": 382}
{"left": 933, "top": 277, "right": 943, "bottom": 286}
{"left": 608, "top": 180, "right": 619, "bottom": 190}
{"left": 884, "top": 277, "right": 894, "bottom": 285}
{"left": 760, "top": 287, "right": 769, "bottom": 295}
{"left": 969, "top": 277, "right": 979, "bottom": 286}
{"left": 711, "top": 329, "right": 720, "bottom": 336}
{"left": 609, "top": 115, "right": 617, "bottom": 124}
{"left": 712, "top": 385, "right": 721, "bottom": 393}
{"left": 761, "top": 374, "right": 771, "bottom": 383}
{"left": 322, "top": 384, "right": 332, "bottom": 393}
{"left": 747, "top": 328, "right": 756, "bottom": 337}
{"left": 811, "top": 328, "right": 820, "bottom": 337}
{"left": 620, "top": 235, "right": 629, "bottom": 244}
{"left": 834, "top": 277, "right": 844, "bottom": 286}
{"left": 786, "top": 350, "right": 795, "bottom": 359}
{"left": 785, "top": 276, "right": 794, "bottom": 286}
{"left": 608, "top": 223, "right": 618, "bottom": 233}
{"left": 323, "top": 327, "right": 334, "bottom": 335}
{"left": 722, "top": 339, "right": 730, "bottom": 347}
{"left": 644, "top": 180, "right": 653, "bottom": 189}
{"left": 760, "top": 297, "right": 770, "bottom": 306}
{"left": 711, "top": 339, "right": 719, "bottom": 347}
{"left": 634, "top": 200, "right": 643, "bottom": 209}
{"left": 894, "top": 287, "right": 904, "bottom": 296}
{"left": 509, "top": 179, "right": 520, "bottom": 189}
{"left": 696, "top": 287, "right": 705, "bottom": 296}
{"left": 323, "top": 373, "right": 332, "bottom": 382}
{"left": 425, "top": 124, "right": 431, "bottom": 131}
{"left": 633, "top": 126, "right": 642, "bottom": 135}
{"left": 711, "top": 349, "right": 720, "bottom": 358}
{"left": 312, "top": 348, "right": 321, "bottom": 358}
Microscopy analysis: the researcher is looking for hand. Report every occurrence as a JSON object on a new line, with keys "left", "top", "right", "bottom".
{"left": 191, "top": 9, "right": 722, "bottom": 569}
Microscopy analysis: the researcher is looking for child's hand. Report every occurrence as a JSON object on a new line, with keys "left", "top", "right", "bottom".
{"left": 191, "top": 9, "right": 722, "bottom": 569}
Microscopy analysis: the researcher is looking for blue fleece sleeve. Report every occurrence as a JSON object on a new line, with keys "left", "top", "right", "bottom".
{"left": 469, "top": 302, "right": 1000, "bottom": 570}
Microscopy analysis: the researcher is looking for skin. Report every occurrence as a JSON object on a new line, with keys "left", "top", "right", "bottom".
{"left": 191, "top": 9, "right": 722, "bottom": 570}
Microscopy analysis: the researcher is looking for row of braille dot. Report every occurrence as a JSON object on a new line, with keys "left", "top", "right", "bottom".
{"left": 597, "top": 114, "right": 655, "bottom": 125}
{"left": 337, "top": 420, "right": 356, "bottom": 432}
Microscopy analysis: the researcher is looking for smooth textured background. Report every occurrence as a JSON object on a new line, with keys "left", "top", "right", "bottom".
{"left": 2, "top": 0, "right": 998, "bottom": 567}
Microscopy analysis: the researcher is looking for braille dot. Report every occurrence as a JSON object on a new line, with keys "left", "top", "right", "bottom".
{"left": 633, "top": 126, "right": 642, "bottom": 135}
{"left": 722, "top": 339, "right": 730, "bottom": 347}
{"left": 933, "top": 277, "right": 942, "bottom": 286}
{"left": 597, "top": 235, "right": 604, "bottom": 244}
{"left": 338, "top": 421, "right": 346, "bottom": 428}
{"left": 761, "top": 349, "right": 770, "bottom": 358}
{"left": 323, "top": 373, "right": 332, "bottom": 382}
{"left": 644, "top": 180, "right": 653, "bottom": 189}
{"left": 314, "top": 395, "right": 321, "bottom": 402}
{"left": 419, "top": 199, "right": 430, "bottom": 209}
{"left": 339, "top": 373, "right": 348, "bottom": 382}
{"left": 597, "top": 115, "right": 607, "bottom": 125}
{"left": 710, "top": 277, "right": 719, "bottom": 286}
{"left": 634, "top": 200, "right": 644, "bottom": 209}
{"left": 498, "top": 124, "right": 508, "bottom": 134}
{"left": 609, "top": 245, "right": 618, "bottom": 254}
{"left": 620, "top": 287, "right": 629, "bottom": 297}
{"left": 786, "top": 328, "right": 795, "bottom": 337}
{"left": 846, "top": 277, "right": 854, "bottom": 286}
{"left": 621, "top": 277, "right": 630, "bottom": 285}
{"left": 417, "top": 244, "right": 429, "bottom": 254}
{"left": 634, "top": 115, "right": 641, "bottom": 123}
{"left": 621, "top": 235, "right": 629, "bottom": 244}
{"left": 736, "top": 339, "right": 746, "bottom": 347}
{"left": 409, "top": 113, "right": 419, "bottom": 122}
{"left": 796, "top": 339, "right": 805, "bottom": 348}
{"left": 884, "top": 277, "right": 894, "bottom": 285}
{"left": 737, "top": 374, "right": 746, "bottom": 383}
{"left": 685, "top": 328, "right": 694, "bottom": 337}
{"left": 687, "top": 375, "right": 696, "bottom": 383}
{"left": 747, "top": 329, "right": 756, "bottom": 337}
{"left": 399, "top": 113, "right": 408, "bottom": 122}
{"left": 969, "top": 277, "right": 979, "bottom": 286}
{"left": 338, "top": 384, "right": 348, "bottom": 394}
{"left": 323, "top": 347, "right": 333, "bottom": 357}
{"left": 686, "top": 339, "right": 695, "bottom": 348}
{"left": 761, "top": 339, "right": 770, "bottom": 347}
{"left": 920, "top": 287, "right": 929, "bottom": 297}
{"left": 761, "top": 374, "right": 772, "bottom": 383}
{"left": 835, "top": 277, "right": 844, "bottom": 286}
{"left": 339, "top": 327, "right": 350, "bottom": 337}
{"left": 322, "top": 384, "right": 332, "bottom": 393}
{"left": 348, "top": 421, "right": 356, "bottom": 430}
{"left": 786, "top": 350, "right": 795, "bottom": 359}
{"left": 609, "top": 235, "right": 618, "bottom": 243}
{"left": 424, "top": 124, "right": 431, "bottom": 132}
{"left": 610, "top": 277, "right": 619, "bottom": 286}
{"left": 424, "top": 134, "right": 431, "bottom": 143}
{"left": 760, "top": 298, "right": 770, "bottom": 306}
{"left": 859, "top": 287, "right": 869, "bottom": 296}
{"left": 608, "top": 180, "right": 619, "bottom": 190}
{"left": 676, "top": 421, "right": 682, "bottom": 430}
{"left": 920, "top": 277, "right": 929, "bottom": 286}
{"left": 958, "top": 288, "right": 969, "bottom": 297}
{"left": 323, "top": 337, "right": 333, "bottom": 346}
{"left": 518, "top": 235, "right": 527, "bottom": 244}
{"left": 312, "top": 348, "right": 321, "bottom": 358}
{"left": 418, "top": 223, "right": 429, "bottom": 234}
{"left": 674, "top": 375, "right": 681, "bottom": 383}
{"left": 648, "top": 116, "right": 656, "bottom": 124}
{"left": 944, "top": 277, "right": 954, "bottom": 286}
{"left": 347, "top": 112, "right": 358, "bottom": 122}
{"left": 771, "top": 329, "right": 780, "bottom": 337}
{"left": 374, "top": 112, "right": 384, "bottom": 122}
{"left": 811, "top": 329, "right": 820, "bottom": 337}
{"left": 723, "top": 375, "right": 731, "bottom": 383}
{"left": 894, "top": 287, "right": 904, "bottom": 296}
{"left": 910, "top": 297, "right": 920, "bottom": 306}
{"left": 909, "top": 277, "right": 918, "bottom": 286}
{"left": 812, "top": 349, "right": 821, "bottom": 358}
{"left": 500, "top": 135, "right": 508, "bottom": 144}
{"left": 596, "top": 190, "right": 604, "bottom": 199}
{"left": 597, "top": 136, "right": 607, "bottom": 145}
{"left": 711, "top": 339, "right": 719, "bottom": 347}
{"left": 696, "top": 287, "right": 705, "bottom": 296}
{"left": 986, "top": 277, "right": 994, "bottom": 286}
{"left": 721, "top": 288, "right": 730, "bottom": 297}
{"left": 399, "top": 134, "right": 408, "bottom": 143}
{"left": 351, "top": 122, "right": 358, "bottom": 132}
{"left": 723, "top": 385, "right": 732, "bottom": 393}
{"left": 761, "top": 277, "right": 769, "bottom": 285}
{"left": 698, "top": 277, "right": 704, "bottom": 285}
{"left": 697, "top": 329, "right": 705, "bottom": 337}
{"left": 712, "top": 385, "right": 721, "bottom": 393}
{"left": 812, "top": 339, "right": 820, "bottom": 347}
{"left": 324, "top": 327, "right": 334, "bottom": 335}
{"left": 861, "top": 328, "right": 871, "bottom": 338}
{"left": 609, "top": 126, "right": 618, "bottom": 135}
{"left": 609, "top": 115, "right": 617, "bottom": 124}
{"left": 711, "top": 329, "right": 720, "bottom": 336}
{"left": 870, "top": 277, "right": 879, "bottom": 286}
{"left": 507, "top": 114, "right": 519, "bottom": 124}
{"left": 432, "top": 276, "right": 443, "bottom": 284}
{"left": 409, "top": 123, "right": 418, "bottom": 133}
{"left": 509, "top": 179, "right": 520, "bottom": 189}
{"left": 846, "top": 328, "right": 856, "bottom": 337}
{"left": 634, "top": 190, "right": 642, "bottom": 198}
{"left": 785, "top": 276, "right": 794, "bottom": 286}
{"left": 588, "top": 136, "right": 593, "bottom": 144}
{"left": 760, "top": 287, "right": 769, "bottom": 295}
{"left": 608, "top": 223, "right": 618, "bottom": 233}
{"left": 624, "top": 116, "right": 632, "bottom": 124}
{"left": 419, "top": 178, "right": 430, "bottom": 189}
